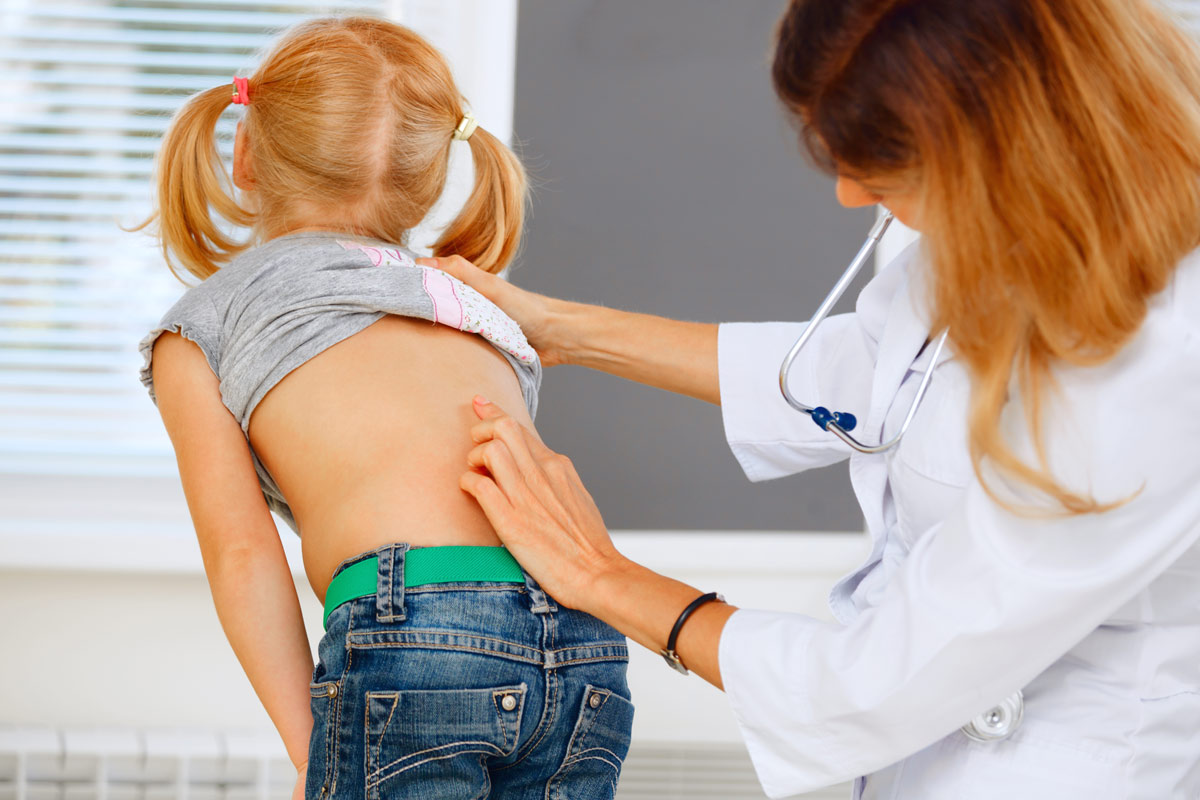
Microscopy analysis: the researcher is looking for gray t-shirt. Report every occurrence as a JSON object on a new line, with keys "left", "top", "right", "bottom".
{"left": 138, "top": 232, "right": 542, "bottom": 534}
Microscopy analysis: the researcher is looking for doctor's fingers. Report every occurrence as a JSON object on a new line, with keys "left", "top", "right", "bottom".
{"left": 420, "top": 257, "right": 520, "bottom": 324}
{"left": 462, "top": 440, "right": 614, "bottom": 570}
{"left": 467, "top": 411, "right": 546, "bottom": 483}
{"left": 470, "top": 402, "right": 554, "bottom": 460}
{"left": 418, "top": 254, "right": 495, "bottom": 291}
{"left": 460, "top": 469, "right": 520, "bottom": 535}
{"left": 461, "top": 442, "right": 588, "bottom": 571}
{"left": 466, "top": 437, "right": 579, "bottom": 518}
{"left": 466, "top": 437, "right": 526, "bottom": 492}
{"left": 460, "top": 465, "right": 611, "bottom": 612}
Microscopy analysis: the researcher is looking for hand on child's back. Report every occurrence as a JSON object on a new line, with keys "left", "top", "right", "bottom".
{"left": 418, "top": 254, "right": 565, "bottom": 366}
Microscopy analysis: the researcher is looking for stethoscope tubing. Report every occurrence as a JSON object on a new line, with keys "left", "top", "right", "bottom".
{"left": 778, "top": 212, "right": 895, "bottom": 417}
{"left": 779, "top": 210, "right": 948, "bottom": 454}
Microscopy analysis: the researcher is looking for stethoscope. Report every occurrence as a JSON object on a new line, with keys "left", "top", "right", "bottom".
{"left": 779, "top": 211, "right": 950, "bottom": 452}
{"left": 778, "top": 209, "right": 1024, "bottom": 743}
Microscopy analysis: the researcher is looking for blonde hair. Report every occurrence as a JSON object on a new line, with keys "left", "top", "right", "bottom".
{"left": 134, "top": 16, "right": 527, "bottom": 280}
{"left": 774, "top": 0, "right": 1200, "bottom": 512}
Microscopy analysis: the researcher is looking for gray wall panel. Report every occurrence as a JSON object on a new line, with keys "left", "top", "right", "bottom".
{"left": 512, "top": 0, "right": 872, "bottom": 531}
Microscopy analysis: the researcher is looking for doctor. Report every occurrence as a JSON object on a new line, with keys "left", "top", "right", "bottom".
{"left": 421, "top": 0, "right": 1200, "bottom": 797}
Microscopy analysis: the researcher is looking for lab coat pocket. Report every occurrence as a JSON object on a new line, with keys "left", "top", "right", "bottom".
{"left": 870, "top": 728, "right": 1128, "bottom": 800}
{"left": 889, "top": 361, "right": 973, "bottom": 545}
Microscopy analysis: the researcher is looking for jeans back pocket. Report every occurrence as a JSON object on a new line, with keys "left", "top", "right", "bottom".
{"left": 547, "top": 685, "right": 635, "bottom": 800}
{"left": 365, "top": 683, "right": 528, "bottom": 800}
{"left": 307, "top": 680, "right": 342, "bottom": 799}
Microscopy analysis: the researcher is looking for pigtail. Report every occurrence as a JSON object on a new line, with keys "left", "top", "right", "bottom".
{"left": 132, "top": 85, "right": 254, "bottom": 281}
{"left": 432, "top": 126, "right": 528, "bottom": 275}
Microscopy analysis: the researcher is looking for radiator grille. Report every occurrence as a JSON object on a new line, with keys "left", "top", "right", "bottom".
{"left": 0, "top": 728, "right": 848, "bottom": 799}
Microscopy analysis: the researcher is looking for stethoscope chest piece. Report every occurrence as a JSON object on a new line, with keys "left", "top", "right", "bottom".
{"left": 960, "top": 690, "right": 1024, "bottom": 743}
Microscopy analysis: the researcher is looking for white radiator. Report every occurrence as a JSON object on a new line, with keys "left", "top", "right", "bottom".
{"left": 0, "top": 728, "right": 848, "bottom": 800}
{"left": 0, "top": 729, "right": 289, "bottom": 800}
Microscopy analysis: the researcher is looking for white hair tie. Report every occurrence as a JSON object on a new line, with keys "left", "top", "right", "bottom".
{"left": 452, "top": 112, "right": 479, "bottom": 141}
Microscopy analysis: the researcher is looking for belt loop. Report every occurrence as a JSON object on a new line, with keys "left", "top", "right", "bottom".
{"left": 522, "top": 569, "right": 557, "bottom": 615}
{"left": 376, "top": 543, "right": 409, "bottom": 623}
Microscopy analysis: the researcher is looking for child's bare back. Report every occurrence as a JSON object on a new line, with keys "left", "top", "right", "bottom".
{"left": 249, "top": 312, "right": 534, "bottom": 600}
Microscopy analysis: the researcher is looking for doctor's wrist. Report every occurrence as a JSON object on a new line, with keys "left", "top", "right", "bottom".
{"left": 586, "top": 557, "right": 736, "bottom": 689}
{"left": 545, "top": 298, "right": 601, "bottom": 368}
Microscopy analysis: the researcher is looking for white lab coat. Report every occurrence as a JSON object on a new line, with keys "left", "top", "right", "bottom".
{"left": 715, "top": 241, "right": 1200, "bottom": 799}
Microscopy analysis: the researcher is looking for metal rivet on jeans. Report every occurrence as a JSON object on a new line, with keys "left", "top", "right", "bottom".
{"left": 326, "top": 684, "right": 338, "bottom": 698}
{"left": 501, "top": 694, "right": 518, "bottom": 711}
{"left": 589, "top": 692, "right": 602, "bottom": 709}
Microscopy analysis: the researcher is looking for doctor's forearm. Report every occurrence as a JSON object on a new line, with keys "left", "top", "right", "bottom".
{"left": 589, "top": 556, "right": 738, "bottom": 689}
{"left": 550, "top": 300, "right": 720, "bottom": 404}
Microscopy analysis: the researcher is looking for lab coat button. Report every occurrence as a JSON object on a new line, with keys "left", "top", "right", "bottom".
{"left": 961, "top": 690, "right": 1024, "bottom": 742}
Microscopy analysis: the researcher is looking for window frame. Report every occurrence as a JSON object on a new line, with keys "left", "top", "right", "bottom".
{"left": 0, "top": 0, "right": 519, "bottom": 554}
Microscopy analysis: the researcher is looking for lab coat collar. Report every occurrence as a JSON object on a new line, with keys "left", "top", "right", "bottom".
{"left": 864, "top": 246, "right": 948, "bottom": 437}
{"left": 828, "top": 244, "right": 948, "bottom": 626}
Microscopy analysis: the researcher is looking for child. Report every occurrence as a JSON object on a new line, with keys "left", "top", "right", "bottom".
{"left": 134, "top": 17, "right": 632, "bottom": 800}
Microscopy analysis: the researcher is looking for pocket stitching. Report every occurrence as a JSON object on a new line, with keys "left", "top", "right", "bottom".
{"left": 564, "top": 688, "right": 608, "bottom": 752}
{"left": 364, "top": 685, "right": 526, "bottom": 790}
{"left": 324, "top": 610, "right": 355, "bottom": 795}
{"left": 368, "top": 741, "right": 509, "bottom": 789}
{"left": 561, "top": 746, "right": 625, "bottom": 772}
{"left": 547, "top": 687, "right": 632, "bottom": 800}
{"left": 494, "top": 670, "right": 559, "bottom": 772}
{"left": 364, "top": 692, "right": 401, "bottom": 780}
{"left": 490, "top": 686, "right": 527, "bottom": 751}
{"left": 307, "top": 679, "right": 343, "bottom": 796}
{"left": 1140, "top": 689, "right": 1200, "bottom": 703}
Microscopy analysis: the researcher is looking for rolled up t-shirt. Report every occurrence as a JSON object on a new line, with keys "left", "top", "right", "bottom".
{"left": 138, "top": 231, "right": 541, "bottom": 534}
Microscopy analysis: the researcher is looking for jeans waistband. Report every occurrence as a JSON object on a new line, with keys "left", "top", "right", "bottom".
{"left": 322, "top": 544, "right": 526, "bottom": 629}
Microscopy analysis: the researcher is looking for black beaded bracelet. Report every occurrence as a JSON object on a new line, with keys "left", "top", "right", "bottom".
{"left": 659, "top": 591, "right": 725, "bottom": 674}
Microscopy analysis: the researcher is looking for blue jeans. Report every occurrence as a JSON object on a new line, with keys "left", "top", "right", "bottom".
{"left": 306, "top": 543, "right": 634, "bottom": 800}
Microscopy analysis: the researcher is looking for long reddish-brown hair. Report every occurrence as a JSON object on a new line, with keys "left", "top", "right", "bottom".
{"left": 773, "top": 0, "right": 1200, "bottom": 513}
{"left": 134, "top": 16, "right": 527, "bottom": 280}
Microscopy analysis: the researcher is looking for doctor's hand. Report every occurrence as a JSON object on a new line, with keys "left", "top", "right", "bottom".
{"left": 421, "top": 255, "right": 721, "bottom": 405}
{"left": 461, "top": 395, "right": 737, "bottom": 686}
{"left": 416, "top": 255, "right": 568, "bottom": 367}
{"left": 460, "top": 396, "right": 625, "bottom": 610}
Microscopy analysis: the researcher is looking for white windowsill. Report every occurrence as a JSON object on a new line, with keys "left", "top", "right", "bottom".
{"left": 0, "top": 472, "right": 868, "bottom": 576}
{"left": 0, "top": 523, "right": 868, "bottom": 578}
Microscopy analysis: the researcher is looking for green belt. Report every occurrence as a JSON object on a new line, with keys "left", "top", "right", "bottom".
{"left": 322, "top": 546, "right": 524, "bottom": 629}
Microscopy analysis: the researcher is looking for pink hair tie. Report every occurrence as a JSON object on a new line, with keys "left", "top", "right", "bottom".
{"left": 231, "top": 76, "right": 250, "bottom": 106}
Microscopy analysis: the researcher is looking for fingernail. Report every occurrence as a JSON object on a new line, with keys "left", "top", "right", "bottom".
{"left": 474, "top": 395, "right": 490, "bottom": 405}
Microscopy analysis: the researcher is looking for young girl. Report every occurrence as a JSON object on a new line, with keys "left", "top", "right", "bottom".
{"left": 135, "top": 17, "right": 632, "bottom": 800}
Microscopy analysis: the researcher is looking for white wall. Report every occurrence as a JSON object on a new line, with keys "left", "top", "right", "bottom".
{"left": 0, "top": 527, "right": 866, "bottom": 747}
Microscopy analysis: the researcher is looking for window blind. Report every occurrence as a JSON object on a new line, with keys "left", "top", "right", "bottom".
{"left": 0, "top": 0, "right": 407, "bottom": 477}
